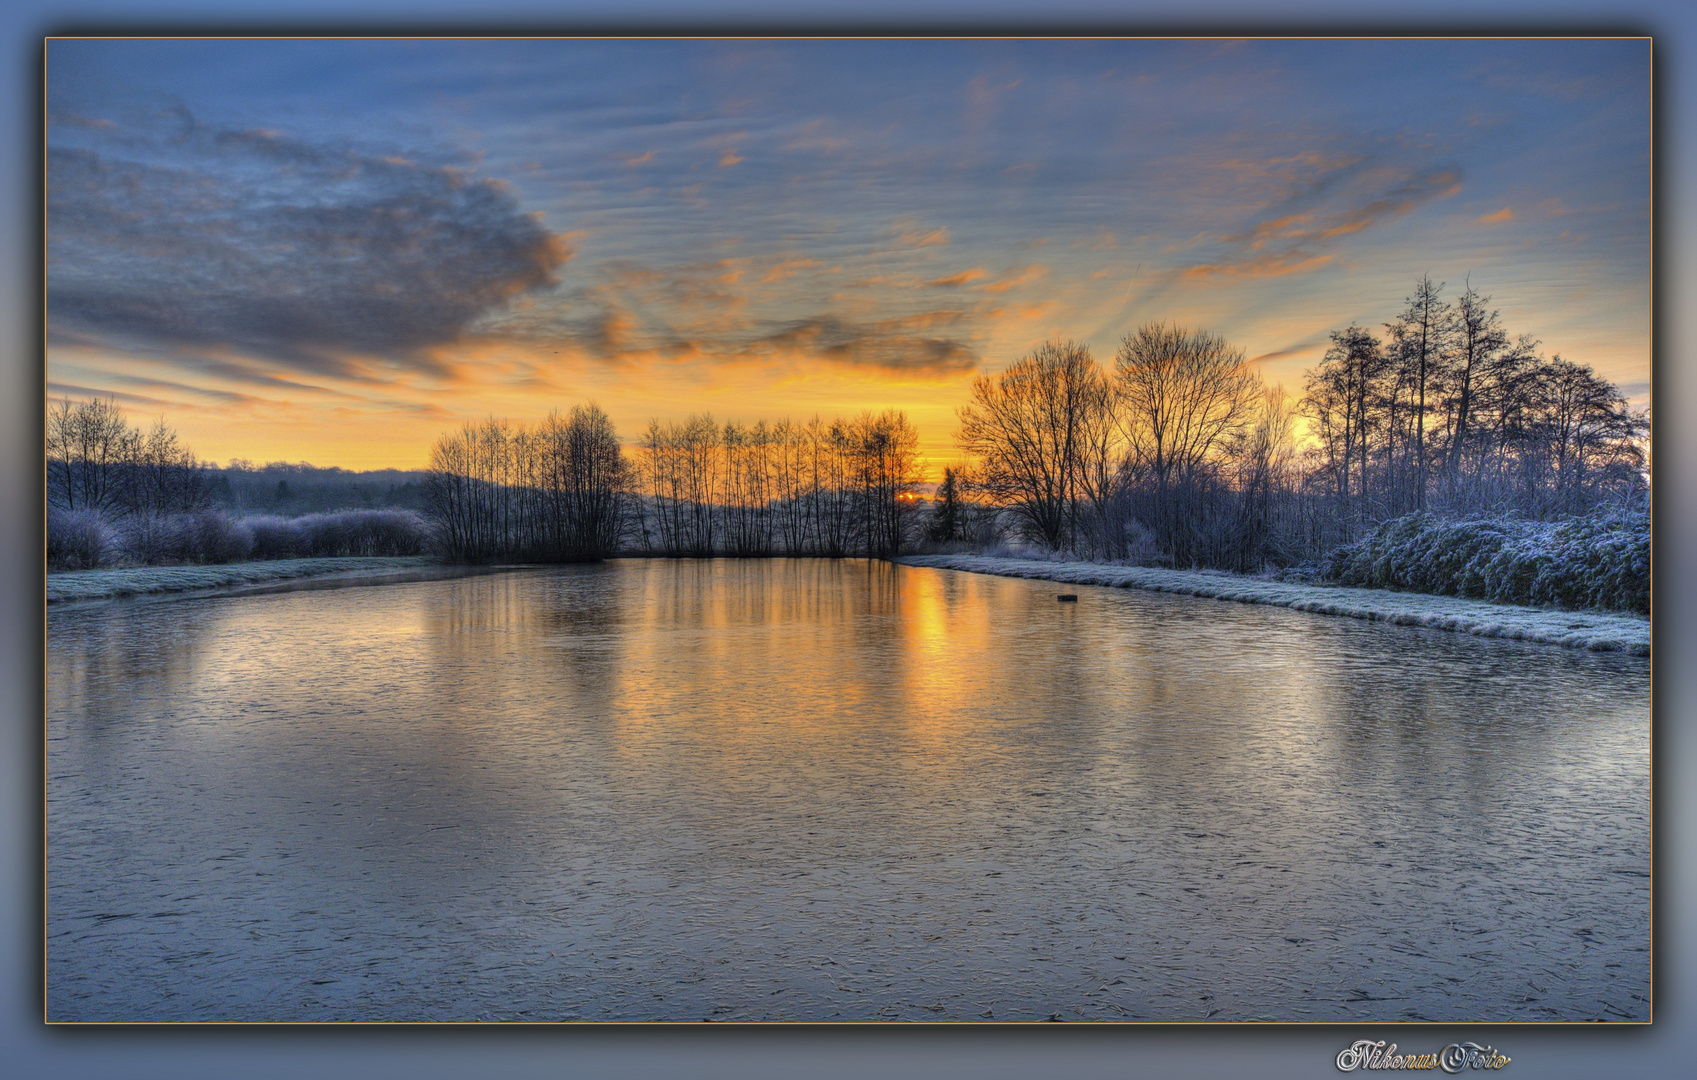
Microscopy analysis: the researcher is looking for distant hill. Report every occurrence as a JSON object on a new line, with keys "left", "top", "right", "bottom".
{"left": 206, "top": 463, "right": 429, "bottom": 515}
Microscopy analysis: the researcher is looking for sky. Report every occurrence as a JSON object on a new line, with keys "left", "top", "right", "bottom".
{"left": 44, "top": 37, "right": 1652, "bottom": 472}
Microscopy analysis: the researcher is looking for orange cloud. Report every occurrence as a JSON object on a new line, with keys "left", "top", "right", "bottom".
{"left": 621, "top": 150, "right": 655, "bottom": 166}
{"left": 718, "top": 149, "right": 744, "bottom": 167}
{"left": 1181, "top": 253, "right": 1336, "bottom": 281}
{"left": 927, "top": 268, "right": 988, "bottom": 287}
{"left": 982, "top": 264, "right": 1048, "bottom": 293}
{"left": 895, "top": 225, "right": 950, "bottom": 248}
{"left": 1477, "top": 207, "right": 1515, "bottom": 224}
{"left": 759, "top": 258, "right": 821, "bottom": 284}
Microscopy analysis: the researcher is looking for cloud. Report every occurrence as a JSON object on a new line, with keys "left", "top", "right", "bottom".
{"left": 1182, "top": 161, "right": 1463, "bottom": 280}
{"left": 1183, "top": 252, "right": 1337, "bottom": 281}
{"left": 1476, "top": 207, "right": 1515, "bottom": 224}
{"left": 745, "top": 313, "right": 978, "bottom": 375}
{"left": 1248, "top": 337, "right": 1329, "bottom": 366}
{"left": 48, "top": 381, "right": 178, "bottom": 409}
{"left": 78, "top": 371, "right": 269, "bottom": 406}
{"left": 982, "top": 264, "right": 1047, "bottom": 293}
{"left": 893, "top": 222, "right": 950, "bottom": 248}
{"left": 759, "top": 257, "right": 821, "bottom": 284}
{"left": 46, "top": 109, "right": 570, "bottom": 381}
{"left": 529, "top": 301, "right": 980, "bottom": 378}
{"left": 718, "top": 148, "right": 744, "bottom": 167}
{"left": 927, "top": 268, "right": 988, "bottom": 287}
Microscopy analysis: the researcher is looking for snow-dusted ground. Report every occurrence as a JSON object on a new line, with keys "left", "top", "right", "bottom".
{"left": 46, "top": 556, "right": 438, "bottom": 604}
{"left": 896, "top": 554, "right": 1650, "bottom": 656}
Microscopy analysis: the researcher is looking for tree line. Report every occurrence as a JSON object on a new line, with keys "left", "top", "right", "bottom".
{"left": 951, "top": 277, "right": 1646, "bottom": 570}
{"left": 1305, "top": 276, "right": 1646, "bottom": 542}
{"left": 421, "top": 406, "right": 925, "bottom": 562}
{"left": 638, "top": 411, "right": 922, "bottom": 559}
{"left": 423, "top": 405, "right": 633, "bottom": 562}
{"left": 47, "top": 396, "right": 207, "bottom": 517}
{"left": 50, "top": 273, "right": 1646, "bottom": 575}
{"left": 46, "top": 397, "right": 428, "bottom": 569}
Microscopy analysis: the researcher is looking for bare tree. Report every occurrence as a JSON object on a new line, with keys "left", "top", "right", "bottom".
{"left": 849, "top": 409, "right": 924, "bottom": 559}
{"left": 1115, "top": 323, "right": 1260, "bottom": 564}
{"left": 1441, "top": 280, "right": 1509, "bottom": 506}
{"left": 1303, "top": 326, "right": 1384, "bottom": 539}
{"left": 424, "top": 406, "right": 632, "bottom": 562}
{"left": 46, "top": 396, "right": 135, "bottom": 513}
{"left": 1384, "top": 275, "right": 1452, "bottom": 512}
{"left": 1228, "top": 385, "right": 1300, "bottom": 571}
{"left": 955, "top": 339, "right": 1101, "bottom": 551}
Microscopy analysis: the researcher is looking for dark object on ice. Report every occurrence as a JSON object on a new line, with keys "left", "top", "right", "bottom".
{"left": 1057, "top": 594, "right": 1078, "bottom": 602}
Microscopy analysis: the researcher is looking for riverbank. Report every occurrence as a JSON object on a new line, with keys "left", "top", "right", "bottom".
{"left": 895, "top": 553, "right": 1650, "bottom": 656}
{"left": 46, "top": 556, "right": 457, "bottom": 605}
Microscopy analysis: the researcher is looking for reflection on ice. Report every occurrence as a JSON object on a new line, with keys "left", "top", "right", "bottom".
{"left": 47, "top": 559, "right": 1649, "bottom": 1021}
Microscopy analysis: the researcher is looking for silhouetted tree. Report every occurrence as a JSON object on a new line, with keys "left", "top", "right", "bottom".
{"left": 1116, "top": 323, "right": 1261, "bottom": 564}
{"left": 956, "top": 339, "right": 1103, "bottom": 551}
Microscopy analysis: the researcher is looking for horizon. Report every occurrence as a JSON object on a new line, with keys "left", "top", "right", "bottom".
{"left": 45, "top": 37, "right": 1651, "bottom": 474}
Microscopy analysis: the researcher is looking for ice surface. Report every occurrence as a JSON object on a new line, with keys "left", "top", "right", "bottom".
{"left": 896, "top": 555, "right": 1651, "bottom": 656}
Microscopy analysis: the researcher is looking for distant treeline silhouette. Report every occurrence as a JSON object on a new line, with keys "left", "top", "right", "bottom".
{"left": 423, "top": 405, "right": 632, "bottom": 563}
{"left": 46, "top": 397, "right": 434, "bottom": 569}
{"left": 419, "top": 407, "right": 925, "bottom": 562}
{"left": 637, "top": 411, "right": 922, "bottom": 559}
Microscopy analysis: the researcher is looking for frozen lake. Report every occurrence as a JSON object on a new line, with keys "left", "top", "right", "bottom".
{"left": 46, "top": 559, "right": 1651, "bottom": 1021}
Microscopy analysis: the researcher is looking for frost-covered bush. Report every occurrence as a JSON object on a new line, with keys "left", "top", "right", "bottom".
{"left": 51, "top": 508, "right": 430, "bottom": 568}
{"left": 177, "top": 510, "right": 253, "bottom": 564}
{"left": 113, "top": 510, "right": 253, "bottom": 565}
{"left": 47, "top": 508, "right": 118, "bottom": 569}
{"left": 1323, "top": 509, "right": 1649, "bottom": 614}
{"left": 116, "top": 512, "right": 175, "bottom": 565}
{"left": 244, "top": 514, "right": 305, "bottom": 559}
{"left": 292, "top": 510, "right": 429, "bottom": 557}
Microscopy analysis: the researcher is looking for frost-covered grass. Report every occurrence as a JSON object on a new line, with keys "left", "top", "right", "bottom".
{"left": 47, "top": 557, "right": 435, "bottom": 604}
{"left": 896, "top": 553, "right": 1650, "bottom": 656}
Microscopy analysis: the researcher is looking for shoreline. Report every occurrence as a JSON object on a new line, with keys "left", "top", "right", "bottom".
{"left": 46, "top": 554, "right": 1654, "bottom": 658}
{"left": 45, "top": 557, "right": 504, "bottom": 606}
{"left": 895, "top": 553, "right": 1650, "bottom": 656}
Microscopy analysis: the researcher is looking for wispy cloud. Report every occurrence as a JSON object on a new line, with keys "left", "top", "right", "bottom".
{"left": 927, "top": 268, "right": 987, "bottom": 287}
{"left": 892, "top": 220, "right": 950, "bottom": 248}
{"left": 1182, "top": 159, "right": 1463, "bottom": 280}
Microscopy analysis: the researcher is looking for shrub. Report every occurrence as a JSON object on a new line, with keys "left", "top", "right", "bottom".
{"left": 117, "top": 512, "right": 174, "bottom": 565}
{"left": 245, "top": 514, "right": 305, "bottom": 559}
{"left": 111, "top": 510, "right": 254, "bottom": 565}
{"left": 288, "top": 509, "right": 430, "bottom": 557}
{"left": 236, "top": 510, "right": 429, "bottom": 558}
{"left": 1323, "top": 508, "right": 1649, "bottom": 614}
{"left": 46, "top": 508, "right": 118, "bottom": 570}
{"left": 179, "top": 510, "right": 253, "bottom": 564}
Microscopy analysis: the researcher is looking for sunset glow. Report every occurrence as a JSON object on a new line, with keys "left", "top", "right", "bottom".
{"left": 45, "top": 38, "right": 1650, "bottom": 474}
